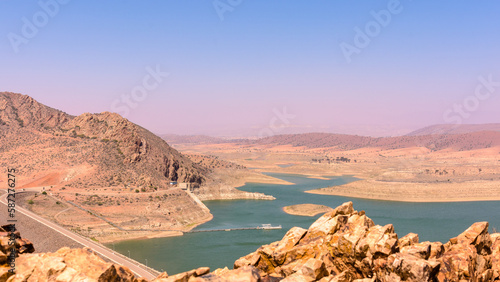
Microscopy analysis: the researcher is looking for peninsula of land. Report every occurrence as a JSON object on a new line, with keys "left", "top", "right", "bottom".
{"left": 282, "top": 204, "right": 334, "bottom": 217}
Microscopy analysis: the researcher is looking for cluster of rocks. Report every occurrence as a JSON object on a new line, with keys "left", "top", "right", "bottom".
{"left": 1, "top": 247, "right": 145, "bottom": 282}
{"left": 162, "top": 201, "right": 500, "bottom": 281}
{"left": 0, "top": 224, "right": 35, "bottom": 281}
{"left": 2, "top": 202, "right": 500, "bottom": 281}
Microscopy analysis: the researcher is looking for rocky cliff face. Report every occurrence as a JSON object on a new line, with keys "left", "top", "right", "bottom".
{"left": 3, "top": 202, "right": 500, "bottom": 281}
{"left": 0, "top": 92, "right": 206, "bottom": 189}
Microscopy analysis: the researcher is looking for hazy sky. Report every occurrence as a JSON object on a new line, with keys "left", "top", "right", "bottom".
{"left": 1, "top": 1, "right": 499, "bottom": 137}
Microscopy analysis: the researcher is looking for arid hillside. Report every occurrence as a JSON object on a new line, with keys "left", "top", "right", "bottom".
{"left": 0, "top": 92, "right": 206, "bottom": 190}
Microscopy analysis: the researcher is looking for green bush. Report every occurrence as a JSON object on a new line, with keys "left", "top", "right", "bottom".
{"left": 28, "top": 200, "right": 34, "bottom": 205}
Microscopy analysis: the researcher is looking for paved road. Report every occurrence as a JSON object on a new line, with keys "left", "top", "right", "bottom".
{"left": 0, "top": 190, "right": 159, "bottom": 280}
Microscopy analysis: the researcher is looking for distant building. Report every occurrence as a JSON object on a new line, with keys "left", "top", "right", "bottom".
{"left": 169, "top": 181, "right": 177, "bottom": 185}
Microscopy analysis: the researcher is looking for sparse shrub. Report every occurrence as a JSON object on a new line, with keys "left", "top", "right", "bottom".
{"left": 42, "top": 191, "right": 47, "bottom": 195}
{"left": 135, "top": 189, "right": 140, "bottom": 193}
{"left": 56, "top": 201, "right": 61, "bottom": 205}
{"left": 28, "top": 200, "right": 34, "bottom": 205}
{"left": 15, "top": 117, "right": 24, "bottom": 127}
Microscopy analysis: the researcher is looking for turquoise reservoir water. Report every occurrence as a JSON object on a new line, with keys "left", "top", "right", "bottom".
{"left": 109, "top": 173, "right": 500, "bottom": 275}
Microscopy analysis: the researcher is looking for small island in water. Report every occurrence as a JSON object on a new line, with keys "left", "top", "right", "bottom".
{"left": 282, "top": 203, "right": 334, "bottom": 217}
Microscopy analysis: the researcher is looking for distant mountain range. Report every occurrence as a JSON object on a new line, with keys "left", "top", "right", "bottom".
{"left": 0, "top": 92, "right": 206, "bottom": 189}
{"left": 159, "top": 134, "right": 234, "bottom": 145}
{"left": 406, "top": 123, "right": 500, "bottom": 136}
{"left": 246, "top": 131, "right": 500, "bottom": 151}
{"left": 162, "top": 128, "right": 500, "bottom": 152}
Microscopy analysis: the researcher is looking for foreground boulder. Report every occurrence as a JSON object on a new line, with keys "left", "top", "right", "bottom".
{"left": 2, "top": 247, "right": 144, "bottom": 282}
{"left": 0, "top": 225, "right": 35, "bottom": 281}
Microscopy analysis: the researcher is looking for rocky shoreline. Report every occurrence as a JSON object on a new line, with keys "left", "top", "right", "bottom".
{"left": 2, "top": 201, "right": 500, "bottom": 281}
{"left": 195, "top": 185, "right": 276, "bottom": 201}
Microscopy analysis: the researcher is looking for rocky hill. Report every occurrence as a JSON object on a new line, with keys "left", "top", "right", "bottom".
{"left": 2, "top": 202, "right": 500, "bottom": 281}
{"left": 0, "top": 92, "right": 206, "bottom": 189}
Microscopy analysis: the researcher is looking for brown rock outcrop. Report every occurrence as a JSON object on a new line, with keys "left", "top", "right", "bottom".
{"left": 0, "top": 225, "right": 35, "bottom": 281}
{"left": 211, "top": 201, "right": 500, "bottom": 281}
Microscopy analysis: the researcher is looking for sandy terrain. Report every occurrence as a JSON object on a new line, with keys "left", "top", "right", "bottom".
{"left": 282, "top": 204, "right": 334, "bottom": 217}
